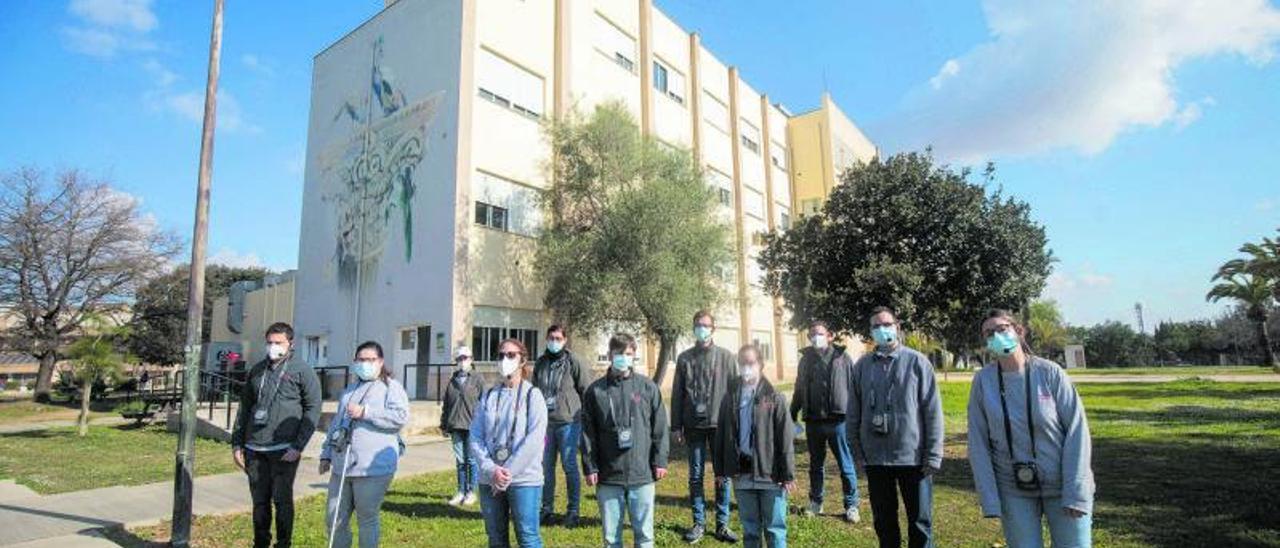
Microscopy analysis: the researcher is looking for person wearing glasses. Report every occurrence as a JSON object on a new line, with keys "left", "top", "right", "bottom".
{"left": 968, "top": 309, "right": 1095, "bottom": 548}
{"left": 581, "top": 333, "right": 670, "bottom": 548}
{"left": 848, "top": 307, "right": 944, "bottom": 548}
{"left": 470, "top": 339, "right": 549, "bottom": 548}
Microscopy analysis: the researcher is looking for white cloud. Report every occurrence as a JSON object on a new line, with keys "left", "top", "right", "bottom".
{"left": 208, "top": 248, "right": 265, "bottom": 269}
{"left": 1045, "top": 267, "right": 1114, "bottom": 294}
{"left": 142, "top": 58, "right": 176, "bottom": 87}
{"left": 1172, "top": 96, "right": 1216, "bottom": 129}
{"left": 159, "top": 89, "right": 261, "bottom": 135}
{"left": 879, "top": 0, "right": 1280, "bottom": 162}
{"left": 240, "top": 54, "right": 275, "bottom": 77}
{"left": 69, "top": 0, "right": 156, "bottom": 32}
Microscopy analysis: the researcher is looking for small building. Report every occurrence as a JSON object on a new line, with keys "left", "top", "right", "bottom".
{"left": 1064, "top": 344, "right": 1087, "bottom": 369}
{"left": 209, "top": 271, "right": 297, "bottom": 368}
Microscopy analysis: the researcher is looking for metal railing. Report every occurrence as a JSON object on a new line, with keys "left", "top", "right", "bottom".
{"left": 122, "top": 369, "right": 245, "bottom": 428}
{"left": 315, "top": 365, "right": 351, "bottom": 400}
{"left": 404, "top": 363, "right": 453, "bottom": 402}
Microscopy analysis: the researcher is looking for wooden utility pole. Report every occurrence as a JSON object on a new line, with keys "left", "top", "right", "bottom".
{"left": 171, "top": 0, "right": 223, "bottom": 544}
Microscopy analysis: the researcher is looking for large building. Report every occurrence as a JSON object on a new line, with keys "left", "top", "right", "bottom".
{"left": 293, "top": 0, "right": 875, "bottom": 395}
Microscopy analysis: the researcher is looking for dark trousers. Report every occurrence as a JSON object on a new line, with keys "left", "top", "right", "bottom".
{"left": 246, "top": 448, "right": 301, "bottom": 548}
{"left": 865, "top": 465, "right": 933, "bottom": 548}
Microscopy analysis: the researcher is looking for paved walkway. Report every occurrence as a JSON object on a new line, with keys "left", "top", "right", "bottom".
{"left": 0, "top": 437, "right": 456, "bottom": 546}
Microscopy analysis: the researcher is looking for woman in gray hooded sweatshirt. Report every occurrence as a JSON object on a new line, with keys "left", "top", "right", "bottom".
{"left": 968, "top": 309, "right": 1095, "bottom": 548}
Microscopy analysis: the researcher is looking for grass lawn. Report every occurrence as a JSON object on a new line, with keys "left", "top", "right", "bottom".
{"left": 0, "top": 398, "right": 113, "bottom": 425}
{"left": 0, "top": 424, "right": 238, "bottom": 494}
{"left": 1067, "top": 365, "right": 1274, "bottom": 376}
{"left": 117, "top": 379, "right": 1280, "bottom": 547}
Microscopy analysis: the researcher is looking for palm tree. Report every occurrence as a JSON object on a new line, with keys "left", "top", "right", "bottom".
{"left": 1240, "top": 230, "right": 1280, "bottom": 300}
{"left": 1207, "top": 263, "right": 1277, "bottom": 370}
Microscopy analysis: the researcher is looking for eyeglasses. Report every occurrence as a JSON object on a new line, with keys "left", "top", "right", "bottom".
{"left": 982, "top": 323, "right": 1014, "bottom": 337}
{"left": 499, "top": 351, "right": 521, "bottom": 360}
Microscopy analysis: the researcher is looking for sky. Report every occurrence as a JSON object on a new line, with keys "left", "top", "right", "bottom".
{"left": 1, "top": 0, "right": 1278, "bottom": 329}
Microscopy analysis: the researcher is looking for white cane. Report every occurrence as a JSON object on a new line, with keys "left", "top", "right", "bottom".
{"left": 327, "top": 446, "right": 352, "bottom": 548}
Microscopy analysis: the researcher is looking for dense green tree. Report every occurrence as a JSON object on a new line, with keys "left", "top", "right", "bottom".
{"left": 1027, "top": 299, "right": 1069, "bottom": 360}
{"left": 536, "top": 102, "right": 732, "bottom": 383}
{"left": 128, "top": 264, "right": 270, "bottom": 366}
{"left": 1077, "top": 321, "right": 1156, "bottom": 367}
{"left": 66, "top": 313, "right": 131, "bottom": 436}
{"left": 759, "top": 152, "right": 1052, "bottom": 359}
{"left": 1207, "top": 261, "right": 1276, "bottom": 369}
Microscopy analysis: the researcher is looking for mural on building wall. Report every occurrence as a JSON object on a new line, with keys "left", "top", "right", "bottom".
{"left": 320, "top": 37, "right": 445, "bottom": 290}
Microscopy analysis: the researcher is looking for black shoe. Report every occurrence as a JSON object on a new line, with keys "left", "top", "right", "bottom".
{"left": 563, "top": 514, "right": 580, "bottom": 528}
{"left": 714, "top": 525, "right": 739, "bottom": 543}
{"left": 539, "top": 513, "right": 557, "bottom": 526}
{"left": 683, "top": 524, "right": 705, "bottom": 543}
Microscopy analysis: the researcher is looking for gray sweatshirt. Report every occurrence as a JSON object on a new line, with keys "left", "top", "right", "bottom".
{"left": 967, "top": 357, "right": 1095, "bottom": 516}
{"left": 468, "top": 380, "right": 548, "bottom": 487}
{"left": 319, "top": 378, "right": 410, "bottom": 477}
{"left": 848, "top": 345, "right": 944, "bottom": 469}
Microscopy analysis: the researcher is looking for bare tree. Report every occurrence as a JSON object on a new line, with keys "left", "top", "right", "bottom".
{"left": 0, "top": 168, "right": 181, "bottom": 400}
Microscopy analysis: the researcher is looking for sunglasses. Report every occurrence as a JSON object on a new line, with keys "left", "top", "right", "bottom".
{"left": 500, "top": 351, "right": 522, "bottom": 360}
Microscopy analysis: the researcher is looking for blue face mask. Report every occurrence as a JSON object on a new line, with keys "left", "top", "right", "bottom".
{"left": 871, "top": 325, "right": 897, "bottom": 347}
{"left": 547, "top": 340, "right": 565, "bottom": 354}
{"left": 693, "top": 326, "right": 713, "bottom": 343}
{"left": 987, "top": 331, "right": 1019, "bottom": 356}
{"left": 352, "top": 360, "right": 380, "bottom": 381}
{"left": 611, "top": 354, "right": 633, "bottom": 371}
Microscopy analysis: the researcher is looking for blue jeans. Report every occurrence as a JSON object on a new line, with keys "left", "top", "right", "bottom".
{"left": 687, "top": 428, "right": 731, "bottom": 527}
{"left": 866, "top": 465, "right": 933, "bottom": 548}
{"left": 1000, "top": 494, "right": 1092, "bottom": 548}
{"left": 597, "top": 483, "right": 656, "bottom": 548}
{"left": 540, "top": 421, "right": 581, "bottom": 516}
{"left": 479, "top": 485, "right": 543, "bottom": 548}
{"left": 805, "top": 420, "right": 859, "bottom": 509}
{"left": 451, "top": 431, "right": 478, "bottom": 495}
{"left": 736, "top": 486, "right": 787, "bottom": 548}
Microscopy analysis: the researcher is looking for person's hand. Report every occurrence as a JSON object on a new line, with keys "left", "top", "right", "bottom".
{"left": 282, "top": 448, "right": 301, "bottom": 463}
{"left": 782, "top": 481, "right": 796, "bottom": 494}
{"left": 674, "top": 430, "right": 684, "bottom": 445}
{"left": 232, "top": 448, "right": 246, "bottom": 470}
{"left": 585, "top": 473, "right": 599, "bottom": 486}
{"left": 922, "top": 465, "right": 940, "bottom": 477}
{"left": 319, "top": 460, "right": 331, "bottom": 475}
{"left": 347, "top": 402, "right": 365, "bottom": 419}
{"left": 654, "top": 467, "right": 668, "bottom": 480}
{"left": 1064, "top": 507, "right": 1087, "bottom": 519}
{"left": 493, "top": 467, "right": 512, "bottom": 490}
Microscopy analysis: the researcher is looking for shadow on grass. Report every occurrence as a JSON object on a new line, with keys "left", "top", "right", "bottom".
{"left": 100, "top": 526, "right": 167, "bottom": 547}
{"left": 1082, "top": 384, "right": 1280, "bottom": 402}
{"left": 381, "top": 497, "right": 607, "bottom": 530}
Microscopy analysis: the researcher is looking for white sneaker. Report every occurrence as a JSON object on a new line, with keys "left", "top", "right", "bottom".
{"left": 462, "top": 492, "right": 478, "bottom": 506}
{"left": 448, "top": 492, "right": 465, "bottom": 506}
{"left": 805, "top": 501, "right": 822, "bottom": 516}
{"left": 844, "top": 507, "right": 861, "bottom": 523}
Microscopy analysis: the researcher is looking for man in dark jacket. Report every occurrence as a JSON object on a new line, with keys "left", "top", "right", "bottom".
{"left": 533, "top": 324, "right": 591, "bottom": 526}
{"left": 713, "top": 344, "right": 796, "bottom": 548}
{"left": 672, "top": 310, "right": 739, "bottom": 543}
{"left": 582, "top": 333, "right": 670, "bottom": 548}
{"left": 441, "top": 345, "right": 486, "bottom": 506}
{"left": 230, "top": 322, "right": 322, "bottom": 548}
{"left": 790, "top": 319, "right": 861, "bottom": 523}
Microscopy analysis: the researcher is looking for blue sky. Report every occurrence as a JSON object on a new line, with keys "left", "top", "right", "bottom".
{"left": 1, "top": 0, "right": 1278, "bottom": 329}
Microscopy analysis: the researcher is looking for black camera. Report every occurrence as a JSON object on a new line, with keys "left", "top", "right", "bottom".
{"left": 871, "top": 412, "right": 892, "bottom": 436}
{"left": 252, "top": 407, "right": 269, "bottom": 427}
{"left": 545, "top": 395, "right": 558, "bottom": 412}
{"left": 617, "top": 427, "right": 633, "bottom": 450}
{"left": 493, "top": 445, "right": 511, "bottom": 463}
{"left": 1013, "top": 461, "right": 1041, "bottom": 491}
{"left": 694, "top": 402, "right": 708, "bottom": 418}
{"left": 328, "top": 425, "right": 351, "bottom": 452}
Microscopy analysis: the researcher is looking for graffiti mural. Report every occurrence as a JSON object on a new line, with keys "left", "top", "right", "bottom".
{"left": 320, "top": 37, "right": 444, "bottom": 290}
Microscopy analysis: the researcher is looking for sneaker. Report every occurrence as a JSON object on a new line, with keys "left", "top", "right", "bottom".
{"left": 683, "top": 524, "right": 705, "bottom": 543}
{"left": 714, "top": 525, "right": 739, "bottom": 543}
{"left": 462, "top": 492, "right": 477, "bottom": 506}
{"left": 448, "top": 492, "right": 465, "bottom": 506}
{"left": 804, "top": 501, "right": 822, "bottom": 517}
{"left": 563, "top": 514, "right": 580, "bottom": 528}
{"left": 844, "top": 506, "right": 862, "bottom": 524}
{"left": 540, "top": 513, "right": 557, "bottom": 526}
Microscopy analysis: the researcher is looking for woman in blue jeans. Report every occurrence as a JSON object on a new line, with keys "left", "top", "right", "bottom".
{"left": 469, "top": 338, "right": 548, "bottom": 548}
{"left": 442, "top": 345, "right": 486, "bottom": 506}
{"left": 713, "top": 345, "right": 796, "bottom": 548}
{"left": 968, "top": 310, "right": 1095, "bottom": 547}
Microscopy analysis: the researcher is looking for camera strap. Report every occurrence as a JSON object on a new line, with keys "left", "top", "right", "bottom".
{"left": 608, "top": 378, "right": 633, "bottom": 427}
{"left": 997, "top": 362, "right": 1037, "bottom": 461}
{"left": 256, "top": 357, "right": 293, "bottom": 410}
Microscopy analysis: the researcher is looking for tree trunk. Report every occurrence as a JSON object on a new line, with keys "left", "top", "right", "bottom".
{"left": 34, "top": 350, "right": 57, "bottom": 403}
{"left": 78, "top": 379, "right": 92, "bottom": 437}
{"left": 1259, "top": 318, "right": 1279, "bottom": 371}
{"left": 653, "top": 332, "right": 677, "bottom": 386}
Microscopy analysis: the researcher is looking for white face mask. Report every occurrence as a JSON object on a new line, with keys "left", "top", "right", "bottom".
{"left": 499, "top": 356, "right": 521, "bottom": 377}
{"left": 267, "top": 343, "right": 288, "bottom": 361}
{"left": 811, "top": 334, "right": 829, "bottom": 349}
{"left": 739, "top": 363, "right": 760, "bottom": 383}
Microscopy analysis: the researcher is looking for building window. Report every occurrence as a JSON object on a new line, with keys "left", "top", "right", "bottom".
{"left": 780, "top": 212, "right": 791, "bottom": 231}
{"left": 653, "top": 59, "right": 685, "bottom": 104}
{"left": 476, "top": 48, "right": 544, "bottom": 120}
{"left": 594, "top": 14, "right": 636, "bottom": 74}
{"left": 739, "top": 119, "right": 761, "bottom": 155}
{"left": 702, "top": 91, "right": 729, "bottom": 134}
{"left": 474, "top": 202, "right": 509, "bottom": 231}
{"left": 771, "top": 142, "right": 788, "bottom": 170}
{"left": 753, "top": 337, "right": 774, "bottom": 363}
{"left": 653, "top": 62, "right": 668, "bottom": 95}
{"left": 718, "top": 188, "right": 732, "bottom": 207}
{"left": 472, "top": 326, "right": 539, "bottom": 362}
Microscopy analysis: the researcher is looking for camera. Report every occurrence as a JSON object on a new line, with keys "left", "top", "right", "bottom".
{"left": 493, "top": 445, "right": 511, "bottom": 463}
{"left": 328, "top": 425, "right": 351, "bottom": 452}
{"left": 252, "top": 407, "right": 269, "bottom": 427}
{"left": 545, "top": 395, "right": 558, "bottom": 412}
{"left": 617, "top": 427, "right": 633, "bottom": 450}
{"left": 1013, "top": 461, "right": 1041, "bottom": 491}
{"left": 871, "top": 413, "right": 892, "bottom": 435}
{"left": 694, "top": 402, "right": 708, "bottom": 418}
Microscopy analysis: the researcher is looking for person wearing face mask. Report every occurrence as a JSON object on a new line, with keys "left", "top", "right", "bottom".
{"left": 230, "top": 322, "right": 322, "bottom": 548}
{"left": 849, "top": 307, "right": 944, "bottom": 548}
{"left": 789, "top": 319, "right": 860, "bottom": 522}
{"left": 672, "top": 310, "right": 739, "bottom": 543}
{"left": 532, "top": 324, "right": 591, "bottom": 527}
{"left": 713, "top": 345, "right": 796, "bottom": 548}
{"left": 442, "top": 345, "right": 487, "bottom": 506}
{"left": 968, "top": 309, "right": 1095, "bottom": 548}
{"left": 470, "top": 338, "right": 548, "bottom": 548}
{"left": 319, "top": 341, "right": 410, "bottom": 548}
{"left": 581, "top": 333, "right": 670, "bottom": 548}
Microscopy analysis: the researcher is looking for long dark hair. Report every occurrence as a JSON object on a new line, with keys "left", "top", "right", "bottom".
{"left": 354, "top": 340, "right": 393, "bottom": 381}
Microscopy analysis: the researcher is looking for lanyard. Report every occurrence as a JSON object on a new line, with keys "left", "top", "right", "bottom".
{"left": 488, "top": 383, "right": 527, "bottom": 449}
{"left": 692, "top": 349, "right": 712, "bottom": 406}
{"left": 340, "top": 381, "right": 377, "bottom": 428}
{"left": 538, "top": 354, "right": 568, "bottom": 399}
{"left": 870, "top": 357, "right": 897, "bottom": 411}
{"left": 997, "top": 363, "right": 1037, "bottom": 461}
{"left": 256, "top": 358, "right": 292, "bottom": 409}
{"left": 608, "top": 378, "right": 633, "bottom": 427}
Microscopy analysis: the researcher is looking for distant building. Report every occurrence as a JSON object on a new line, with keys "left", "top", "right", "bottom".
{"left": 209, "top": 271, "right": 296, "bottom": 369}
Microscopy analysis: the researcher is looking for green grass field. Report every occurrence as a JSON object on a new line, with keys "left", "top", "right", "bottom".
{"left": 111, "top": 379, "right": 1280, "bottom": 547}
{"left": 1067, "top": 365, "right": 1273, "bottom": 376}
{"left": 0, "top": 424, "right": 237, "bottom": 494}
{"left": 0, "top": 398, "right": 111, "bottom": 425}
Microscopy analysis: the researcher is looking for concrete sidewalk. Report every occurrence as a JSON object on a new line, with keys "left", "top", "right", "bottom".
{"left": 0, "top": 437, "right": 456, "bottom": 546}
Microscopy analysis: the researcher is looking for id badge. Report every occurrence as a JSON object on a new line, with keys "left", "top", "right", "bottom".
{"left": 617, "top": 428, "right": 633, "bottom": 450}
{"left": 252, "top": 408, "right": 268, "bottom": 426}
